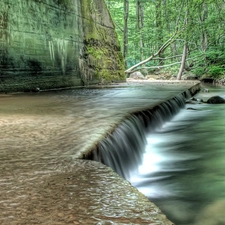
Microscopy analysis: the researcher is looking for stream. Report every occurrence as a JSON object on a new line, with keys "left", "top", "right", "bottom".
{"left": 129, "top": 85, "right": 225, "bottom": 225}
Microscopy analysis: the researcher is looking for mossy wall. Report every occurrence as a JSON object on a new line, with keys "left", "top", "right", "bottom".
{"left": 0, "top": 0, "right": 125, "bottom": 92}
{"left": 80, "top": 0, "right": 125, "bottom": 85}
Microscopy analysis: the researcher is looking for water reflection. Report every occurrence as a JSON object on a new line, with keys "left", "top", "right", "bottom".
{"left": 130, "top": 86, "right": 225, "bottom": 225}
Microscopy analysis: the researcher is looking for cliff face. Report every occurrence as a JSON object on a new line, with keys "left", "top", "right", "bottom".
{"left": 0, "top": 0, "right": 125, "bottom": 92}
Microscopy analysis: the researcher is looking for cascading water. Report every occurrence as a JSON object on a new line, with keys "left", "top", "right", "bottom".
{"left": 87, "top": 90, "right": 191, "bottom": 180}
{"left": 88, "top": 85, "right": 225, "bottom": 225}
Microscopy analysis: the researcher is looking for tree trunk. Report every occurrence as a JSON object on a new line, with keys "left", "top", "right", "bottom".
{"left": 156, "top": 0, "right": 164, "bottom": 65}
{"left": 177, "top": 2, "right": 188, "bottom": 80}
{"left": 123, "top": 0, "right": 129, "bottom": 67}
{"left": 177, "top": 42, "right": 187, "bottom": 80}
{"left": 200, "top": 3, "right": 208, "bottom": 51}
{"left": 136, "top": 0, "right": 144, "bottom": 62}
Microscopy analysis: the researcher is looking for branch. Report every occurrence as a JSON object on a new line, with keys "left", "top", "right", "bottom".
{"left": 140, "top": 62, "right": 182, "bottom": 69}
{"left": 152, "top": 54, "right": 183, "bottom": 61}
{"left": 114, "top": 21, "right": 124, "bottom": 33}
{"left": 129, "top": 55, "right": 203, "bottom": 73}
{"left": 125, "top": 31, "right": 179, "bottom": 74}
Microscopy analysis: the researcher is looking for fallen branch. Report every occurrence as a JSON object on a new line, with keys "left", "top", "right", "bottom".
{"left": 125, "top": 30, "right": 179, "bottom": 74}
{"left": 128, "top": 55, "right": 202, "bottom": 73}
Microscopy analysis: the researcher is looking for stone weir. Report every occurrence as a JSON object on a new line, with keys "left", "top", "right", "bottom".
{"left": 0, "top": 0, "right": 125, "bottom": 93}
{"left": 85, "top": 85, "right": 196, "bottom": 179}
{"left": 0, "top": 81, "right": 200, "bottom": 225}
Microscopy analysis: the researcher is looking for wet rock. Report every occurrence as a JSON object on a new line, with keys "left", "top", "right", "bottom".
{"left": 186, "top": 97, "right": 204, "bottom": 104}
{"left": 187, "top": 107, "right": 197, "bottom": 110}
{"left": 206, "top": 96, "right": 225, "bottom": 104}
{"left": 203, "top": 88, "right": 209, "bottom": 92}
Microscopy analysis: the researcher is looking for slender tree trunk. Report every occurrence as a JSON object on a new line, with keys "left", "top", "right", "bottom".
{"left": 177, "top": 0, "right": 189, "bottom": 80}
{"left": 136, "top": 0, "right": 144, "bottom": 62}
{"left": 177, "top": 42, "right": 187, "bottom": 80}
{"left": 123, "top": 0, "right": 129, "bottom": 67}
{"left": 156, "top": 0, "right": 164, "bottom": 65}
{"left": 200, "top": 3, "right": 208, "bottom": 51}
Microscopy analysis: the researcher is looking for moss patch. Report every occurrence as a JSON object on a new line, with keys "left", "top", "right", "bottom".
{"left": 80, "top": 0, "right": 125, "bottom": 84}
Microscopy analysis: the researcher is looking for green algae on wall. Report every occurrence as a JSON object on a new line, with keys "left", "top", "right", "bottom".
{"left": 0, "top": 0, "right": 125, "bottom": 92}
{"left": 0, "top": 0, "right": 83, "bottom": 92}
{"left": 80, "top": 0, "right": 125, "bottom": 84}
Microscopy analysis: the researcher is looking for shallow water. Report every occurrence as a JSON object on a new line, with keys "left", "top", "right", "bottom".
{"left": 129, "top": 85, "right": 225, "bottom": 225}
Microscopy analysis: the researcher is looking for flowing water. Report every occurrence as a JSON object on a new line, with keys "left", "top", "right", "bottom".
{"left": 128, "top": 85, "right": 225, "bottom": 225}
{"left": 2, "top": 84, "right": 224, "bottom": 225}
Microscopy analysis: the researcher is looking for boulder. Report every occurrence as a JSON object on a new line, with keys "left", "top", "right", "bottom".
{"left": 206, "top": 96, "right": 225, "bottom": 104}
{"left": 129, "top": 71, "right": 145, "bottom": 80}
{"left": 181, "top": 71, "right": 198, "bottom": 80}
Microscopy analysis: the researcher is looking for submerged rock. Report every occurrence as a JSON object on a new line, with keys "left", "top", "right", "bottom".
{"left": 194, "top": 199, "right": 225, "bottom": 225}
{"left": 187, "top": 107, "right": 197, "bottom": 110}
{"left": 186, "top": 97, "right": 204, "bottom": 104}
{"left": 206, "top": 96, "right": 225, "bottom": 104}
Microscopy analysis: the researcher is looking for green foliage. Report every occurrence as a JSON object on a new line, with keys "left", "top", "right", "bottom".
{"left": 205, "top": 48, "right": 225, "bottom": 65}
{"left": 106, "top": 0, "right": 225, "bottom": 79}
{"left": 192, "top": 68, "right": 205, "bottom": 77}
{"left": 207, "top": 66, "right": 224, "bottom": 78}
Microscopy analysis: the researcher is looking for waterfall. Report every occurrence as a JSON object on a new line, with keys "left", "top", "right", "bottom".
{"left": 85, "top": 90, "right": 192, "bottom": 179}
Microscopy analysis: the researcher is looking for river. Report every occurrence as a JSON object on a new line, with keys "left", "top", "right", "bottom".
{"left": 1, "top": 84, "right": 224, "bottom": 225}
{"left": 129, "top": 85, "right": 225, "bottom": 225}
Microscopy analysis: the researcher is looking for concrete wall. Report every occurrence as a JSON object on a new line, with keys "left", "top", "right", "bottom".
{"left": 0, "top": 0, "right": 125, "bottom": 92}
{"left": 80, "top": 0, "right": 125, "bottom": 85}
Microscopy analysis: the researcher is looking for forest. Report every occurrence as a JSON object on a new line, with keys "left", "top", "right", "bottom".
{"left": 106, "top": 0, "right": 225, "bottom": 81}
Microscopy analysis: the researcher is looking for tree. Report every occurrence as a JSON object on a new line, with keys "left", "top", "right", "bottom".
{"left": 123, "top": 0, "right": 129, "bottom": 66}
{"left": 106, "top": 0, "right": 225, "bottom": 80}
{"left": 136, "top": 0, "right": 144, "bottom": 62}
{"left": 125, "top": 30, "right": 180, "bottom": 73}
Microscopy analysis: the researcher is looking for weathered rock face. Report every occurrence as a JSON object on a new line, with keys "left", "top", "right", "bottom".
{"left": 0, "top": 0, "right": 125, "bottom": 92}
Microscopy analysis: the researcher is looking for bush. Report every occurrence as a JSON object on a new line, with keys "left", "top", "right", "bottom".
{"left": 207, "top": 65, "right": 224, "bottom": 78}
{"left": 193, "top": 68, "right": 205, "bottom": 77}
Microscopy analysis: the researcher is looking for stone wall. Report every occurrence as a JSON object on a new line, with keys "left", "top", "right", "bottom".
{"left": 0, "top": 0, "right": 125, "bottom": 92}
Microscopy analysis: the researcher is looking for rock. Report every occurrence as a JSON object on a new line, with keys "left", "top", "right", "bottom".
{"left": 186, "top": 98, "right": 204, "bottom": 104}
{"left": 206, "top": 96, "right": 225, "bottom": 104}
{"left": 145, "top": 74, "right": 165, "bottom": 80}
{"left": 181, "top": 71, "right": 198, "bottom": 80}
{"left": 129, "top": 71, "right": 145, "bottom": 80}
{"left": 35, "top": 87, "right": 40, "bottom": 92}
{"left": 187, "top": 107, "right": 197, "bottom": 110}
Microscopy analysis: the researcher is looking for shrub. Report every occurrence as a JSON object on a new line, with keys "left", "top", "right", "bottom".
{"left": 193, "top": 68, "right": 205, "bottom": 77}
{"left": 207, "top": 65, "right": 224, "bottom": 78}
